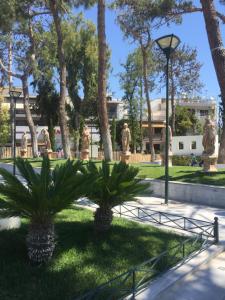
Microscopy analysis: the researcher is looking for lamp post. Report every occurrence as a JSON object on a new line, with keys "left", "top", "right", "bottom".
{"left": 155, "top": 34, "right": 180, "bottom": 204}
{"left": 9, "top": 88, "right": 22, "bottom": 175}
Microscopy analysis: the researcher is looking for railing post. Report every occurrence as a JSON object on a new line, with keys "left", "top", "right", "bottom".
{"left": 182, "top": 243, "right": 185, "bottom": 258}
{"left": 184, "top": 218, "right": 186, "bottom": 230}
{"left": 132, "top": 270, "right": 136, "bottom": 299}
{"left": 214, "top": 217, "right": 219, "bottom": 243}
{"left": 119, "top": 205, "right": 121, "bottom": 217}
{"left": 159, "top": 212, "right": 161, "bottom": 224}
{"left": 137, "top": 207, "right": 140, "bottom": 219}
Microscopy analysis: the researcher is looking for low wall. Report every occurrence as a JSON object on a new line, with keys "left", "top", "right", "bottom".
{"left": 0, "top": 217, "right": 21, "bottom": 231}
{"left": 142, "top": 178, "right": 225, "bottom": 208}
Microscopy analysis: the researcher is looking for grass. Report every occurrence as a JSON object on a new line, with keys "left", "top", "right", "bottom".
{"left": 0, "top": 207, "right": 199, "bottom": 300}
{"left": 135, "top": 164, "right": 225, "bottom": 186}
{"left": 1, "top": 158, "right": 225, "bottom": 186}
{"left": 2, "top": 158, "right": 225, "bottom": 186}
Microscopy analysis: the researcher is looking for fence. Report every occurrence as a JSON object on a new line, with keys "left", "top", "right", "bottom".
{"left": 98, "top": 151, "right": 161, "bottom": 163}
{"left": 0, "top": 146, "right": 33, "bottom": 158}
{"left": 76, "top": 204, "right": 218, "bottom": 300}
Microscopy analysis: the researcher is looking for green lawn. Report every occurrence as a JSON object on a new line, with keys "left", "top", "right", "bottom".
{"left": 0, "top": 207, "right": 198, "bottom": 300}
{"left": 1, "top": 158, "right": 225, "bottom": 186}
{"left": 136, "top": 164, "right": 225, "bottom": 186}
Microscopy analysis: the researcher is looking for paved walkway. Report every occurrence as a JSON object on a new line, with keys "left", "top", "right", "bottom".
{"left": 135, "top": 197, "right": 225, "bottom": 300}
{"left": 154, "top": 251, "right": 225, "bottom": 300}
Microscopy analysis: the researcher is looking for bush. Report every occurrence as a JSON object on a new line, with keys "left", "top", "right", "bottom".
{"left": 172, "top": 155, "right": 201, "bottom": 166}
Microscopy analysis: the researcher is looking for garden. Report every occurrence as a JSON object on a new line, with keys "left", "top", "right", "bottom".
{"left": 0, "top": 158, "right": 202, "bottom": 299}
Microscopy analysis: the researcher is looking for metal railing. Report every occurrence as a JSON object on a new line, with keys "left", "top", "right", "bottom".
{"left": 75, "top": 205, "right": 218, "bottom": 300}
{"left": 113, "top": 204, "right": 218, "bottom": 243}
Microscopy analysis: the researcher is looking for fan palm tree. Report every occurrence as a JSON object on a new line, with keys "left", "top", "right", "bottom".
{"left": 0, "top": 157, "right": 86, "bottom": 264}
{"left": 84, "top": 161, "right": 150, "bottom": 232}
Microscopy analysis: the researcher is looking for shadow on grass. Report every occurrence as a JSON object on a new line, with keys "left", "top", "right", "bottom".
{"left": 168, "top": 170, "right": 225, "bottom": 186}
{"left": 0, "top": 208, "right": 193, "bottom": 300}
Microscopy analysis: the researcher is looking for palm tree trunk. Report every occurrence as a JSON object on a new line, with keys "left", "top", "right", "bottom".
{"left": 22, "top": 76, "right": 38, "bottom": 157}
{"left": 201, "top": 0, "right": 225, "bottom": 162}
{"left": 97, "top": 0, "right": 113, "bottom": 161}
{"left": 141, "top": 47, "right": 155, "bottom": 161}
{"left": 26, "top": 222, "right": 55, "bottom": 264}
{"left": 94, "top": 206, "right": 113, "bottom": 232}
{"left": 49, "top": 0, "right": 71, "bottom": 158}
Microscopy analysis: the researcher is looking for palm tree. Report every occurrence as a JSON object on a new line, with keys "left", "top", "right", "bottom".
{"left": 84, "top": 161, "right": 150, "bottom": 232}
{"left": 0, "top": 158, "right": 85, "bottom": 264}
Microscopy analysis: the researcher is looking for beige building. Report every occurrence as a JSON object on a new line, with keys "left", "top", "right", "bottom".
{"left": 149, "top": 97, "right": 217, "bottom": 124}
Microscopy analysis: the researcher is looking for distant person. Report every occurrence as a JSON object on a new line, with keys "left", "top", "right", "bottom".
{"left": 190, "top": 153, "right": 198, "bottom": 167}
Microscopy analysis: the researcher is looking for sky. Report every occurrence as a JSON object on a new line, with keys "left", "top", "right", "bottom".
{"left": 77, "top": 0, "right": 225, "bottom": 102}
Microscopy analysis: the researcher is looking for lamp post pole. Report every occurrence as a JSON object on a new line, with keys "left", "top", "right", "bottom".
{"left": 165, "top": 54, "right": 170, "bottom": 204}
{"left": 155, "top": 34, "right": 180, "bottom": 205}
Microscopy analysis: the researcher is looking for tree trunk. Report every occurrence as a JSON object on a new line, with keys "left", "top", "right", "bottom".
{"left": 8, "top": 35, "right": 13, "bottom": 158}
{"left": 141, "top": 47, "right": 155, "bottom": 161}
{"left": 26, "top": 222, "right": 55, "bottom": 264}
{"left": 170, "top": 60, "right": 176, "bottom": 135}
{"left": 49, "top": 0, "right": 71, "bottom": 158}
{"left": 48, "top": 118, "right": 55, "bottom": 151}
{"left": 94, "top": 206, "right": 113, "bottom": 232}
{"left": 22, "top": 76, "right": 38, "bottom": 157}
{"left": 97, "top": 0, "right": 113, "bottom": 161}
{"left": 139, "top": 78, "right": 143, "bottom": 153}
{"left": 201, "top": 0, "right": 225, "bottom": 162}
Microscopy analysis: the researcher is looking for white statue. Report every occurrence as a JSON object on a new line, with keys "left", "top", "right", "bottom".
{"left": 21, "top": 132, "right": 28, "bottom": 151}
{"left": 121, "top": 123, "right": 131, "bottom": 154}
{"left": 202, "top": 117, "right": 216, "bottom": 156}
{"left": 81, "top": 126, "right": 90, "bottom": 151}
{"left": 42, "top": 129, "right": 52, "bottom": 150}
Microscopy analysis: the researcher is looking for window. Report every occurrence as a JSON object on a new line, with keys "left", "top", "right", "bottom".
{"left": 154, "top": 128, "right": 162, "bottom": 135}
{"left": 200, "top": 110, "right": 209, "bottom": 117}
{"left": 191, "top": 141, "right": 197, "bottom": 150}
{"left": 179, "top": 142, "right": 184, "bottom": 150}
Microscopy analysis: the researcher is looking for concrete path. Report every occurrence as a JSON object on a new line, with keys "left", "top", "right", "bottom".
{"left": 135, "top": 197, "right": 225, "bottom": 300}
{"left": 153, "top": 251, "right": 225, "bottom": 300}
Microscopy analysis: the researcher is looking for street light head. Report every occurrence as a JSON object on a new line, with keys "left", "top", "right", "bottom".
{"left": 9, "top": 88, "right": 22, "bottom": 98}
{"left": 155, "top": 34, "right": 180, "bottom": 58}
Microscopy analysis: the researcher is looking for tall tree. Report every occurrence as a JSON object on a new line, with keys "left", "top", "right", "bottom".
{"left": 156, "top": 44, "right": 203, "bottom": 134}
{"left": 172, "top": 105, "right": 202, "bottom": 136}
{"left": 115, "top": 0, "right": 166, "bottom": 161}
{"left": 33, "top": 78, "right": 59, "bottom": 150}
{"left": 0, "top": 1, "right": 43, "bottom": 157}
{"left": 97, "top": 0, "right": 113, "bottom": 161}
{"left": 63, "top": 15, "right": 98, "bottom": 156}
{"left": 146, "top": 0, "right": 225, "bottom": 161}
{"left": 200, "top": 0, "right": 225, "bottom": 162}
{"left": 119, "top": 49, "right": 144, "bottom": 153}
{"left": 48, "top": 0, "right": 71, "bottom": 158}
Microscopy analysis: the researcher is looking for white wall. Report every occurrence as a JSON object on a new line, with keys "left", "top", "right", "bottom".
{"left": 172, "top": 135, "right": 219, "bottom": 156}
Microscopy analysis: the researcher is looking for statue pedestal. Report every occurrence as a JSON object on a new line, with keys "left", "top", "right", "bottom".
{"left": 120, "top": 151, "right": 131, "bottom": 164}
{"left": 161, "top": 152, "right": 173, "bottom": 167}
{"left": 81, "top": 149, "right": 89, "bottom": 160}
{"left": 202, "top": 155, "right": 217, "bottom": 172}
{"left": 43, "top": 149, "right": 52, "bottom": 159}
{"left": 20, "top": 150, "right": 27, "bottom": 158}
